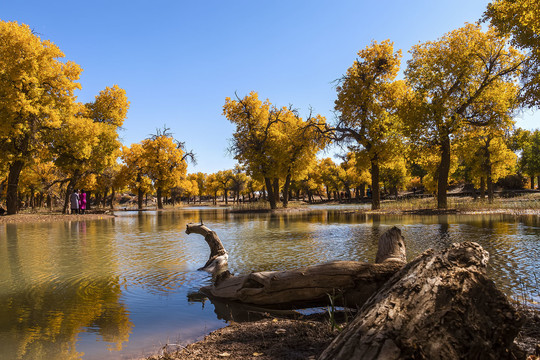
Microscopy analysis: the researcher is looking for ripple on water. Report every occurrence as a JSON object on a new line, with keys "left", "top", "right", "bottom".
{"left": 1, "top": 209, "right": 539, "bottom": 360}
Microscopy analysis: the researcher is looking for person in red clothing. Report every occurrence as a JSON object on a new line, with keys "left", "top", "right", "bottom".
{"left": 79, "top": 189, "right": 87, "bottom": 214}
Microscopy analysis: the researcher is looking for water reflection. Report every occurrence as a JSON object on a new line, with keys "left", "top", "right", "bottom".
{"left": 0, "top": 209, "right": 538, "bottom": 359}
{"left": 0, "top": 222, "right": 131, "bottom": 360}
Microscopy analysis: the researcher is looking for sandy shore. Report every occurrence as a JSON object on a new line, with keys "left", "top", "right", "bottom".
{"left": 0, "top": 212, "right": 115, "bottom": 224}
{"left": 142, "top": 307, "right": 539, "bottom": 360}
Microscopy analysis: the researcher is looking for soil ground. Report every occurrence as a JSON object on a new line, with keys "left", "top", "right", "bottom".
{"left": 144, "top": 313, "right": 342, "bottom": 360}
{"left": 0, "top": 212, "right": 115, "bottom": 223}
{"left": 144, "top": 308, "right": 539, "bottom": 360}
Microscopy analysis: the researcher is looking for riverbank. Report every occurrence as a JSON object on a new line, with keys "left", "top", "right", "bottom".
{"left": 0, "top": 212, "right": 115, "bottom": 223}
{"left": 144, "top": 305, "right": 539, "bottom": 360}
{"left": 147, "top": 313, "right": 340, "bottom": 360}
{"left": 1, "top": 191, "right": 539, "bottom": 223}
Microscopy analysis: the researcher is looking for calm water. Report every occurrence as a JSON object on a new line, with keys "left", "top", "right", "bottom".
{"left": 1, "top": 207, "right": 539, "bottom": 360}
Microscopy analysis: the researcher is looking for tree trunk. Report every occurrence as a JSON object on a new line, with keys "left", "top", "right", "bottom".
{"left": 319, "top": 242, "right": 521, "bottom": 360}
{"left": 63, "top": 180, "right": 75, "bottom": 214}
{"left": 486, "top": 149, "right": 494, "bottom": 203}
{"left": 282, "top": 173, "right": 291, "bottom": 208}
{"left": 0, "top": 179, "right": 5, "bottom": 203}
{"left": 193, "top": 227, "right": 406, "bottom": 308}
{"left": 264, "top": 177, "right": 277, "bottom": 209}
{"left": 370, "top": 159, "right": 381, "bottom": 210}
{"left": 532, "top": 176, "right": 535, "bottom": 190}
{"left": 437, "top": 135, "right": 451, "bottom": 209}
{"left": 103, "top": 188, "right": 109, "bottom": 207}
{"left": 157, "top": 187, "right": 163, "bottom": 209}
{"left": 29, "top": 188, "right": 35, "bottom": 209}
{"left": 95, "top": 192, "right": 102, "bottom": 208}
{"left": 6, "top": 160, "right": 24, "bottom": 215}
{"left": 137, "top": 187, "right": 143, "bottom": 210}
{"left": 110, "top": 187, "right": 115, "bottom": 209}
{"left": 487, "top": 174, "right": 494, "bottom": 204}
{"left": 480, "top": 177, "right": 486, "bottom": 199}
{"left": 273, "top": 178, "right": 280, "bottom": 205}
{"left": 86, "top": 191, "right": 91, "bottom": 210}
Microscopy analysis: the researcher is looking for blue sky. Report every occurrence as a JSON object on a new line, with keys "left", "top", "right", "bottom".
{"left": 2, "top": 1, "right": 538, "bottom": 174}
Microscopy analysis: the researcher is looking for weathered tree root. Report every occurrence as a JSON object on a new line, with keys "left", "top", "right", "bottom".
{"left": 186, "top": 223, "right": 228, "bottom": 272}
{"left": 191, "top": 226, "right": 407, "bottom": 308}
{"left": 187, "top": 224, "right": 522, "bottom": 358}
{"left": 319, "top": 242, "right": 522, "bottom": 360}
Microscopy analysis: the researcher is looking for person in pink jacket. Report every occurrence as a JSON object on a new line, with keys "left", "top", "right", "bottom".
{"left": 79, "top": 189, "right": 87, "bottom": 214}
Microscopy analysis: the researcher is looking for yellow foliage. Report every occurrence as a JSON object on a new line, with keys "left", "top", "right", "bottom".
{"left": 52, "top": 100, "right": 124, "bottom": 188}
{"left": 485, "top": 0, "right": 540, "bottom": 105}
{"left": 141, "top": 134, "right": 188, "bottom": 191}
{"left": 121, "top": 144, "right": 154, "bottom": 194}
{"left": 86, "top": 85, "right": 130, "bottom": 127}
{"left": 404, "top": 23, "right": 523, "bottom": 205}
{"left": 188, "top": 172, "right": 208, "bottom": 198}
{"left": 223, "top": 92, "right": 328, "bottom": 185}
{"left": 457, "top": 127, "right": 517, "bottom": 187}
{"left": 121, "top": 134, "right": 189, "bottom": 197}
{"left": 335, "top": 40, "right": 404, "bottom": 163}
{"left": 0, "top": 20, "right": 81, "bottom": 161}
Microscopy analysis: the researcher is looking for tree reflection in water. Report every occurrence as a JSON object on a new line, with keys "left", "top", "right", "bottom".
{"left": 0, "top": 209, "right": 538, "bottom": 359}
{"left": 0, "top": 223, "right": 132, "bottom": 360}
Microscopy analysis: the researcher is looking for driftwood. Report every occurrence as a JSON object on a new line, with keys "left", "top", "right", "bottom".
{"left": 186, "top": 223, "right": 229, "bottom": 272}
{"left": 187, "top": 224, "right": 523, "bottom": 357}
{"left": 187, "top": 225, "right": 407, "bottom": 308}
{"left": 319, "top": 242, "right": 522, "bottom": 360}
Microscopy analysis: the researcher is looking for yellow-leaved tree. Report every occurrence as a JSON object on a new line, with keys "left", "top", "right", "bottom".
{"left": 334, "top": 40, "right": 405, "bottom": 210}
{"left": 214, "top": 169, "right": 234, "bottom": 205}
{"left": 510, "top": 128, "right": 540, "bottom": 189}
{"left": 175, "top": 177, "right": 199, "bottom": 204}
{"left": 0, "top": 21, "right": 82, "bottom": 214}
{"left": 317, "top": 158, "right": 342, "bottom": 201}
{"left": 457, "top": 77, "right": 519, "bottom": 202}
{"left": 93, "top": 162, "right": 124, "bottom": 209}
{"left": 53, "top": 85, "right": 129, "bottom": 213}
{"left": 457, "top": 128, "right": 517, "bottom": 202}
{"left": 141, "top": 128, "right": 194, "bottom": 209}
{"left": 224, "top": 92, "right": 328, "bottom": 209}
{"left": 17, "top": 156, "right": 58, "bottom": 210}
{"left": 484, "top": 0, "right": 540, "bottom": 106}
{"left": 205, "top": 172, "right": 222, "bottom": 205}
{"left": 187, "top": 172, "right": 206, "bottom": 203}
{"left": 121, "top": 143, "right": 153, "bottom": 210}
{"left": 404, "top": 23, "right": 524, "bottom": 208}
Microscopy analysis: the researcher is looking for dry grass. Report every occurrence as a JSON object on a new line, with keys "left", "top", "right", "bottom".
{"left": 379, "top": 192, "right": 540, "bottom": 214}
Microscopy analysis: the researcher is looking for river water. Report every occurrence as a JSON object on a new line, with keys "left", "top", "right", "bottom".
{"left": 0, "top": 207, "right": 539, "bottom": 359}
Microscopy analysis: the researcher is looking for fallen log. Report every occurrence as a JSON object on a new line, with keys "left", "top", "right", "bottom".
{"left": 318, "top": 242, "right": 522, "bottom": 360}
{"left": 185, "top": 223, "right": 229, "bottom": 272}
{"left": 186, "top": 225, "right": 407, "bottom": 308}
